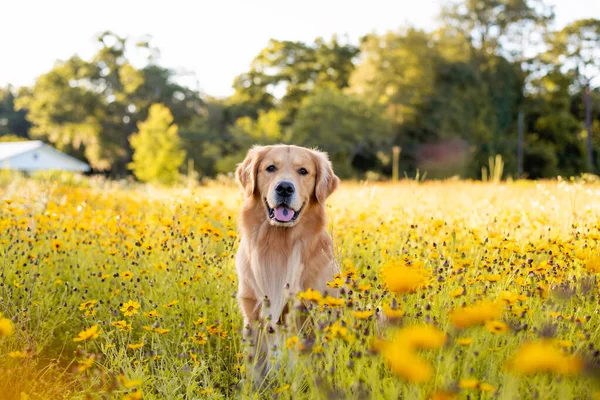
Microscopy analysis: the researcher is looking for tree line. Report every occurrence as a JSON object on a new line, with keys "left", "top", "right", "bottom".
{"left": 0, "top": 1, "right": 599, "bottom": 182}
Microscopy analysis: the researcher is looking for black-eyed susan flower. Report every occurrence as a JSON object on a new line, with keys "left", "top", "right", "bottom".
{"left": 78, "top": 300, "right": 97, "bottom": 311}
{"left": 111, "top": 320, "right": 133, "bottom": 332}
{"left": 297, "top": 288, "right": 322, "bottom": 302}
{"left": 73, "top": 325, "right": 101, "bottom": 342}
{"left": 485, "top": 320, "right": 509, "bottom": 334}
{"left": 121, "top": 300, "right": 140, "bottom": 316}
{"left": 163, "top": 300, "right": 179, "bottom": 308}
{"left": 120, "top": 271, "right": 134, "bottom": 280}
{"left": 127, "top": 341, "right": 144, "bottom": 350}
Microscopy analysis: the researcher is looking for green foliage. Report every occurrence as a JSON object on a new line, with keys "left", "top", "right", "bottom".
{"left": 16, "top": 32, "right": 202, "bottom": 173}
{"left": 128, "top": 104, "right": 186, "bottom": 185}
{"left": 291, "top": 88, "right": 392, "bottom": 177}
{"left": 231, "top": 37, "right": 358, "bottom": 122}
{"left": 3, "top": 6, "right": 600, "bottom": 181}
{"left": 0, "top": 87, "right": 30, "bottom": 138}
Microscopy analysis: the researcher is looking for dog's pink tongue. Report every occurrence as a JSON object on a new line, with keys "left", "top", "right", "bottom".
{"left": 274, "top": 206, "right": 293, "bottom": 222}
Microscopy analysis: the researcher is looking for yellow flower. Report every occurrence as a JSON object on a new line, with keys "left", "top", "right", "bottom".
{"left": 78, "top": 300, "right": 97, "bottom": 311}
{"left": 457, "top": 337, "right": 473, "bottom": 346}
{"left": 143, "top": 310, "right": 159, "bottom": 318}
{"left": 378, "top": 340, "right": 432, "bottom": 382}
{"left": 0, "top": 317, "right": 14, "bottom": 337}
{"left": 127, "top": 342, "right": 144, "bottom": 350}
{"left": 459, "top": 378, "right": 479, "bottom": 389}
{"left": 449, "top": 301, "right": 503, "bottom": 329}
{"left": 8, "top": 351, "right": 27, "bottom": 358}
{"left": 73, "top": 325, "right": 101, "bottom": 342}
{"left": 274, "top": 384, "right": 290, "bottom": 394}
{"left": 382, "top": 302, "right": 405, "bottom": 319}
{"left": 286, "top": 336, "right": 299, "bottom": 349}
{"left": 123, "top": 390, "right": 142, "bottom": 400}
{"left": 297, "top": 288, "right": 322, "bottom": 302}
{"left": 193, "top": 332, "right": 207, "bottom": 345}
{"left": 394, "top": 325, "right": 447, "bottom": 350}
{"left": 507, "top": 340, "right": 584, "bottom": 375}
{"left": 584, "top": 255, "right": 600, "bottom": 273}
{"left": 485, "top": 320, "right": 509, "bottom": 334}
{"left": 111, "top": 320, "right": 133, "bottom": 332}
{"left": 351, "top": 310, "right": 374, "bottom": 320}
{"left": 381, "top": 258, "right": 430, "bottom": 293}
{"left": 121, "top": 300, "right": 140, "bottom": 316}
{"left": 51, "top": 239, "right": 63, "bottom": 251}
{"left": 121, "top": 271, "right": 134, "bottom": 280}
{"left": 77, "top": 357, "right": 95, "bottom": 372}
{"left": 163, "top": 300, "right": 179, "bottom": 308}
{"left": 192, "top": 317, "right": 206, "bottom": 325}
{"left": 119, "top": 375, "right": 142, "bottom": 388}
{"left": 153, "top": 328, "right": 169, "bottom": 335}
{"left": 430, "top": 391, "right": 458, "bottom": 400}
{"left": 319, "top": 296, "right": 344, "bottom": 307}
{"left": 479, "top": 382, "right": 496, "bottom": 392}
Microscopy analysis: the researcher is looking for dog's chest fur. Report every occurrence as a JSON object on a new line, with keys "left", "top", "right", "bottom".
{"left": 247, "top": 227, "right": 306, "bottom": 320}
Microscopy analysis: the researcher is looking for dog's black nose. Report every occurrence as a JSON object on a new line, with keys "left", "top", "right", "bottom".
{"left": 275, "top": 181, "right": 295, "bottom": 197}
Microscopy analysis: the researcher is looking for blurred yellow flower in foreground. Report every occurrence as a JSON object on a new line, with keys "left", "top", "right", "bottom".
{"left": 449, "top": 301, "right": 503, "bottom": 329}
{"left": 394, "top": 325, "right": 447, "bottom": 349}
{"left": 507, "top": 340, "right": 583, "bottom": 375}
{"left": 0, "top": 315, "right": 14, "bottom": 337}
{"left": 377, "top": 340, "right": 432, "bottom": 382}
{"left": 381, "top": 258, "right": 430, "bottom": 293}
{"left": 376, "top": 325, "right": 446, "bottom": 383}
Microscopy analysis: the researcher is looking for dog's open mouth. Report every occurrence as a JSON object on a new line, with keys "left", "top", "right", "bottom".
{"left": 265, "top": 199, "right": 303, "bottom": 223}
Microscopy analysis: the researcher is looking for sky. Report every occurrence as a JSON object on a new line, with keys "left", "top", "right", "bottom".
{"left": 1, "top": 0, "right": 598, "bottom": 98}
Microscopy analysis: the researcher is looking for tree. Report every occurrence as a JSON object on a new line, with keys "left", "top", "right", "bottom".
{"left": 128, "top": 104, "right": 186, "bottom": 184}
{"left": 549, "top": 19, "right": 600, "bottom": 171}
{"left": 291, "top": 88, "right": 392, "bottom": 177}
{"left": 16, "top": 31, "right": 202, "bottom": 173}
{"left": 0, "top": 87, "right": 30, "bottom": 138}
{"left": 441, "top": 0, "right": 554, "bottom": 58}
{"left": 231, "top": 37, "right": 358, "bottom": 122}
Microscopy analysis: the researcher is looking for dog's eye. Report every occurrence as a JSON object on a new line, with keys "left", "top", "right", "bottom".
{"left": 298, "top": 168, "right": 308, "bottom": 176}
{"left": 266, "top": 165, "right": 277, "bottom": 173}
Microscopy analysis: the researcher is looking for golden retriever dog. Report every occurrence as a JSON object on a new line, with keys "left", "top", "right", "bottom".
{"left": 235, "top": 145, "right": 340, "bottom": 333}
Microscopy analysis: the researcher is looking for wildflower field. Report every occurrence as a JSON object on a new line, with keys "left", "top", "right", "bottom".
{"left": 1, "top": 177, "right": 600, "bottom": 399}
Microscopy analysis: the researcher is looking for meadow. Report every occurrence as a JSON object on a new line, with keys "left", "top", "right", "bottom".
{"left": 1, "top": 176, "right": 600, "bottom": 399}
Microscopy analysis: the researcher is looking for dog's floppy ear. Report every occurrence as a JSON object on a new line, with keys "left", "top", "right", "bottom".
{"left": 236, "top": 145, "right": 266, "bottom": 197}
{"left": 312, "top": 149, "right": 340, "bottom": 204}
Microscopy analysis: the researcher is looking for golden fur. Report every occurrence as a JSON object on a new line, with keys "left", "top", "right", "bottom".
{"left": 235, "top": 144, "right": 340, "bottom": 327}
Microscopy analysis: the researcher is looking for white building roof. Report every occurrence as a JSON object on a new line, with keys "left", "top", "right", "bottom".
{"left": 0, "top": 140, "right": 44, "bottom": 162}
{"left": 0, "top": 140, "right": 90, "bottom": 172}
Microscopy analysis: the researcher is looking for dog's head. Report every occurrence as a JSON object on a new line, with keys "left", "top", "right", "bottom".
{"left": 236, "top": 145, "right": 339, "bottom": 227}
